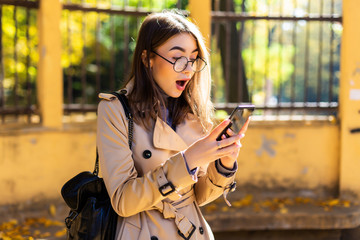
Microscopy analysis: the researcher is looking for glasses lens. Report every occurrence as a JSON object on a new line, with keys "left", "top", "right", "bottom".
{"left": 174, "top": 57, "right": 188, "bottom": 72}
{"left": 192, "top": 58, "right": 206, "bottom": 72}
{"left": 173, "top": 56, "right": 207, "bottom": 72}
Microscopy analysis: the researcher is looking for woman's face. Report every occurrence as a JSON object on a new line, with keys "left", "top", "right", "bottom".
{"left": 150, "top": 33, "right": 198, "bottom": 98}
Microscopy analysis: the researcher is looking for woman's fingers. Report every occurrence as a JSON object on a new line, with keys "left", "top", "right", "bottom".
{"left": 239, "top": 117, "right": 251, "bottom": 135}
{"left": 185, "top": 118, "right": 249, "bottom": 169}
{"left": 210, "top": 119, "right": 231, "bottom": 140}
{"left": 216, "top": 134, "right": 241, "bottom": 149}
{"left": 216, "top": 141, "right": 241, "bottom": 158}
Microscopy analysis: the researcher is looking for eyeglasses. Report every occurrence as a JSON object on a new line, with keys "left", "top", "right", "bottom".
{"left": 151, "top": 51, "right": 207, "bottom": 73}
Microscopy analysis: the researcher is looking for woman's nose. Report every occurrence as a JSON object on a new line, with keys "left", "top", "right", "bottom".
{"left": 182, "top": 61, "right": 193, "bottom": 74}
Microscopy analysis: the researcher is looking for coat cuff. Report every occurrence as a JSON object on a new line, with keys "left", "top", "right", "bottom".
{"left": 206, "top": 161, "right": 236, "bottom": 189}
{"left": 161, "top": 152, "right": 198, "bottom": 192}
{"left": 215, "top": 159, "right": 237, "bottom": 178}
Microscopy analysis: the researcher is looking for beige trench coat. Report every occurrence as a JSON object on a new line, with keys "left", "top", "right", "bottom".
{"left": 96, "top": 85, "right": 237, "bottom": 240}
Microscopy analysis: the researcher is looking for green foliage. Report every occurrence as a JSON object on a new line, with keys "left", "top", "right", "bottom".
{"left": 211, "top": 0, "right": 342, "bottom": 106}
{"left": 60, "top": 0, "right": 189, "bottom": 104}
{"left": 1, "top": 0, "right": 342, "bottom": 110}
{"left": 2, "top": 5, "right": 38, "bottom": 106}
{"left": 211, "top": 38, "right": 225, "bottom": 103}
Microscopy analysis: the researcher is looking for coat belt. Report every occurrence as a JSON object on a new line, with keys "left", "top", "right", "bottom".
{"left": 153, "top": 188, "right": 197, "bottom": 239}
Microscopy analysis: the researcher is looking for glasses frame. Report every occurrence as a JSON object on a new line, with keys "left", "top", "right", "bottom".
{"left": 151, "top": 51, "right": 207, "bottom": 73}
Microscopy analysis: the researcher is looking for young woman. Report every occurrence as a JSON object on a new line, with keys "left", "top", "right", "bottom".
{"left": 97, "top": 10, "right": 248, "bottom": 240}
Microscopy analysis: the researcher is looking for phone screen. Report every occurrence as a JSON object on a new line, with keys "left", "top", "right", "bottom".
{"left": 216, "top": 105, "right": 255, "bottom": 141}
{"left": 229, "top": 107, "right": 254, "bottom": 134}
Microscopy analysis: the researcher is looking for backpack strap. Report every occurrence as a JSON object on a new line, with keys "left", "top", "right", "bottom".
{"left": 94, "top": 92, "right": 134, "bottom": 176}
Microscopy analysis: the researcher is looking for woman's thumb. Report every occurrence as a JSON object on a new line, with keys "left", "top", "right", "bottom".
{"left": 210, "top": 119, "right": 231, "bottom": 139}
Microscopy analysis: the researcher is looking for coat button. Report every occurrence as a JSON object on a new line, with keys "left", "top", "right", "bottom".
{"left": 143, "top": 150, "right": 152, "bottom": 159}
{"left": 199, "top": 226, "right": 204, "bottom": 235}
{"left": 150, "top": 237, "right": 158, "bottom": 240}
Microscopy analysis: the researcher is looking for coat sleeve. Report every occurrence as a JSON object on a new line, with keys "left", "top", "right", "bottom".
{"left": 190, "top": 122, "right": 237, "bottom": 207}
{"left": 97, "top": 99, "right": 197, "bottom": 217}
{"left": 194, "top": 161, "right": 236, "bottom": 207}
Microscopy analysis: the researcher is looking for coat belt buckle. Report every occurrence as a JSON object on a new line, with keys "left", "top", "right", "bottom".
{"left": 177, "top": 222, "right": 196, "bottom": 240}
{"left": 158, "top": 182, "right": 175, "bottom": 196}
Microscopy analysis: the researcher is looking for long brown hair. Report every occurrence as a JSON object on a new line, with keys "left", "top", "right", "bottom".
{"left": 123, "top": 10, "right": 214, "bottom": 132}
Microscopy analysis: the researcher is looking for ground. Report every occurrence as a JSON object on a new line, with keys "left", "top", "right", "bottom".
{"left": 1, "top": 191, "right": 360, "bottom": 240}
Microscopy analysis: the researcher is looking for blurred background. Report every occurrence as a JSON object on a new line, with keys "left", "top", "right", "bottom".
{"left": 1, "top": 0, "right": 359, "bottom": 239}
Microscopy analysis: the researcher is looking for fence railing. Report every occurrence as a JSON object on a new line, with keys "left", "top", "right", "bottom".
{"left": 61, "top": 0, "right": 187, "bottom": 115}
{"left": 0, "top": 0, "right": 39, "bottom": 124}
{"left": 211, "top": 0, "right": 342, "bottom": 118}
{"left": 0, "top": 0, "right": 343, "bottom": 125}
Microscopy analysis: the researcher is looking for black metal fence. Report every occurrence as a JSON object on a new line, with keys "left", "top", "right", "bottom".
{"left": 0, "top": 0, "right": 39, "bottom": 124}
{"left": 61, "top": 0, "right": 187, "bottom": 114}
{"left": 0, "top": 0, "right": 343, "bottom": 124}
{"left": 211, "top": 0, "right": 342, "bottom": 117}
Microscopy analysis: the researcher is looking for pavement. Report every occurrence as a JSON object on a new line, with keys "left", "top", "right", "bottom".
{"left": 0, "top": 199, "right": 68, "bottom": 240}
{"left": 203, "top": 190, "right": 360, "bottom": 240}
{"left": 1, "top": 190, "right": 360, "bottom": 240}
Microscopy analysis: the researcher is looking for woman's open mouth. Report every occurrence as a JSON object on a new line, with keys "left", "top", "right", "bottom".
{"left": 176, "top": 80, "right": 189, "bottom": 91}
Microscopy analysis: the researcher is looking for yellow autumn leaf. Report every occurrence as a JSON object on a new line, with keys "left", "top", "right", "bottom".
{"left": 232, "top": 194, "right": 253, "bottom": 208}
{"left": 0, "top": 236, "right": 12, "bottom": 240}
{"left": 44, "top": 219, "right": 63, "bottom": 227}
{"left": 24, "top": 218, "right": 36, "bottom": 226}
{"left": 283, "top": 198, "right": 294, "bottom": 205}
{"left": 260, "top": 199, "right": 272, "bottom": 207}
{"left": 232, "top": 200, "right": 243, "bottom": 208}
{"left": 49, "top": 204, "right": 57, "bottom": 217}
{"left": 252, "top": 203, "right": 262, "bottom": 213}
{"left": 328, "top": 199, "right": 340, "bottom": 207}
{"left": 205, "top": 204, "right": 217, "bottom": 213}
{"left": 33, "top": 230, "right": 41, "bottom": 236}
{"left": 295, "top": 197, "right": 312, "bottom": 204}
{"left": 40, "top": 232, "right": 51, "bottom": 238}
{"left": 0, "top": 219, "right": 18, "bottom": 231}
{"left": 242, "top": 194, "right": 253, "bottom": 205}
{"left": 55, "top": 228, "right": 67, "bottom": 237}
{"left": 221, "top": 206, "right": 229, "bottom": 212}
{"left": 280, "top": 207, "right": 288, "bottom": 214}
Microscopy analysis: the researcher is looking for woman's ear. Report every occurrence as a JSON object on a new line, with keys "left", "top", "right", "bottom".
{"left": 141, "top": 50, "right": 153, "bottom": 68}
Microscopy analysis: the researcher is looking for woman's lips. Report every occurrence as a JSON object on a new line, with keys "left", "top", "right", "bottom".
{"left": 176, "top": 79, "right": 190, "bottom": 91}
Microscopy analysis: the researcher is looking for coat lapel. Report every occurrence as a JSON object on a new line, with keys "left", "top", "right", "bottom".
{"left": 153, "top": 117, "right": 188, "bottom": 152}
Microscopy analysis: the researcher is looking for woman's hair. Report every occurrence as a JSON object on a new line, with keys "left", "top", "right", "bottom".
{"left": 123, "top": 10, "right": 214, "bottom": 132}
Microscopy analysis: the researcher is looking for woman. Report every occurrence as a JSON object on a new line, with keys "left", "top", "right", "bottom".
{"left": 97, "top": 10, "right": 247, "bottom": 240}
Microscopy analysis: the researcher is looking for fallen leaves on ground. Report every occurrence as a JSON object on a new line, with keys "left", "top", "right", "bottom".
{"left": 0, "top": 217, "right": 66, "bottom": 240}
{"left": 318, "top": 198, "right": 352, "bottom": 211}
{"left": 204, "top": 194, "right": 354, "bottom": 214}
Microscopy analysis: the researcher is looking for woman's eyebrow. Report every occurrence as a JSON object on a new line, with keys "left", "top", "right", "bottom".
{"left": 169, "top": 46, "right": 199, "bottom": 53}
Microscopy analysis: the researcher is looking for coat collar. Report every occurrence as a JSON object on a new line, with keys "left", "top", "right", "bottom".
{"left": 153, "top": 116, "right": 188, "bottom": 152}
{"left": 122, "top": 79, "right": 195, "bottom": 152}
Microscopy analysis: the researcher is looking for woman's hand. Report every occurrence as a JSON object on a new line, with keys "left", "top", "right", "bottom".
{"left": 183, "top": 119, "right": 243, "bottom": 170}
{"left": 218, "top": 117, "right": 250, "bottom": 169}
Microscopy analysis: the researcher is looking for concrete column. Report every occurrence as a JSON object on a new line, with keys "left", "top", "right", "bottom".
{"left": 188, "top": 0, "right": 211, "bottom": 49}
{"left": 37, "top": 0, "right": 63, "bottom": 128}
{"left": 339, "top": 0, "right": 360, "bottom": 199}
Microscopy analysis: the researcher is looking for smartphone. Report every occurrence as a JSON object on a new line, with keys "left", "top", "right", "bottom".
{"left": 216, "top": 105, "right": 255, "bottom": 141}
